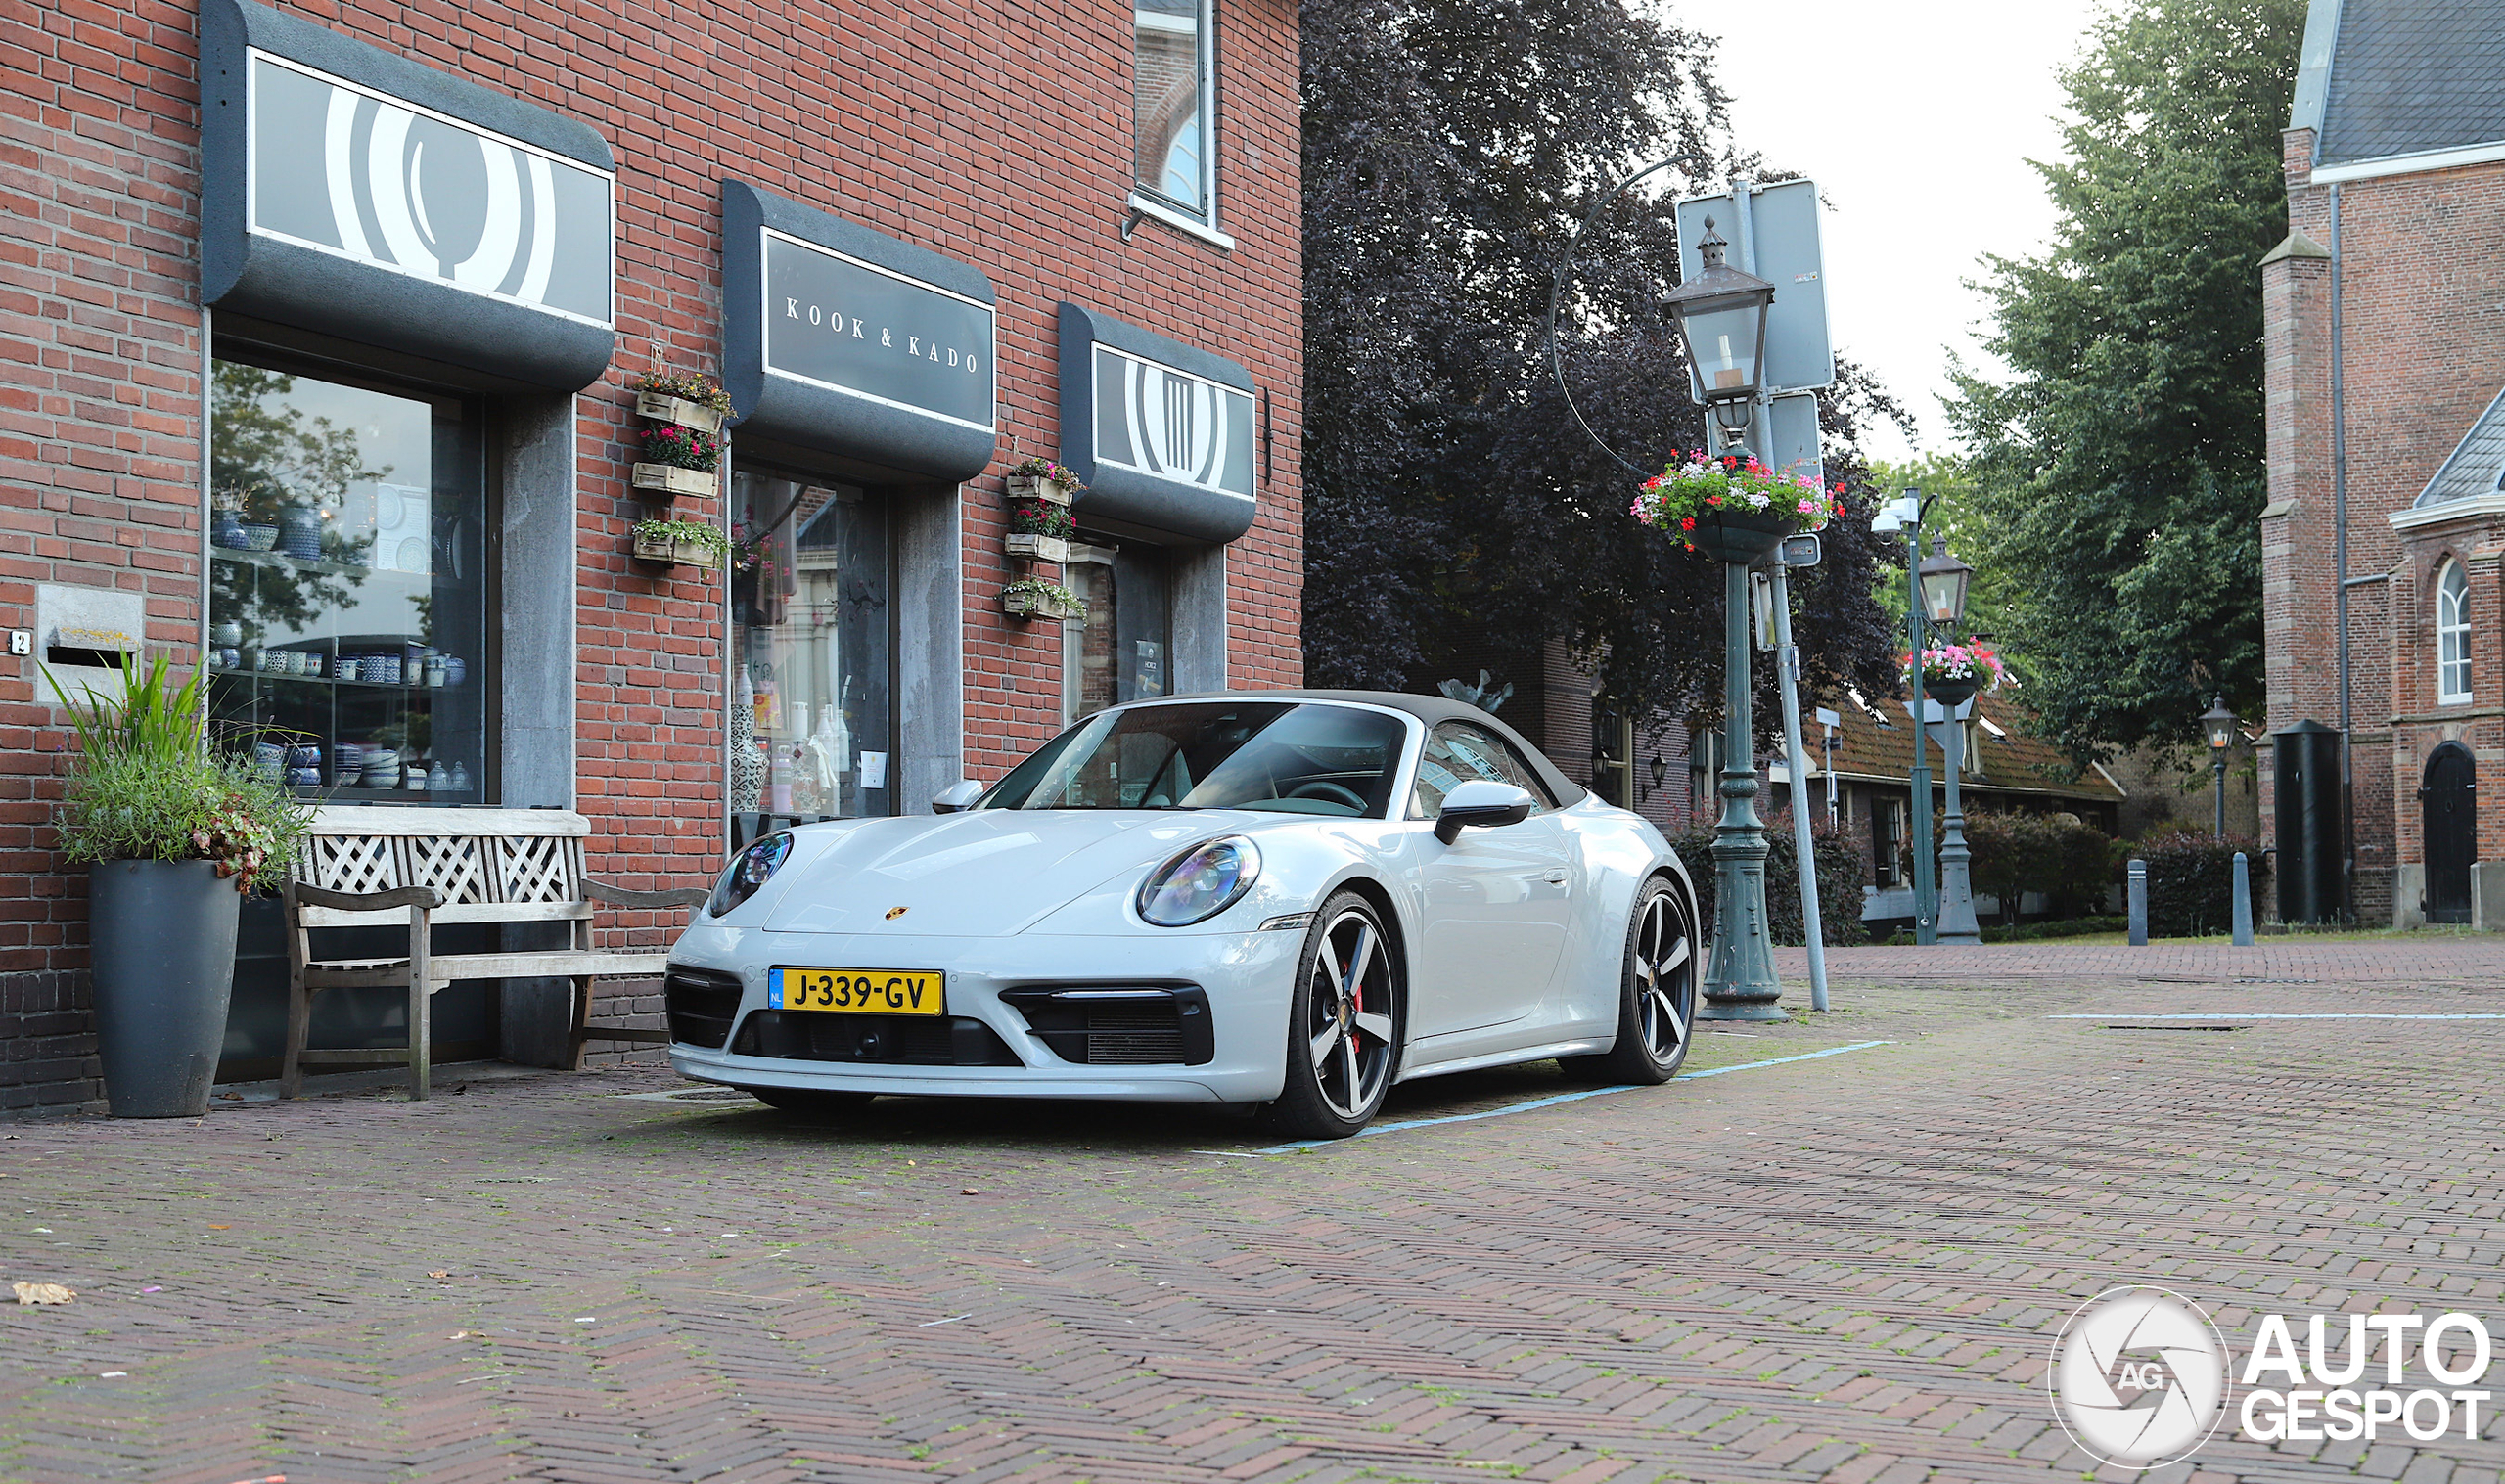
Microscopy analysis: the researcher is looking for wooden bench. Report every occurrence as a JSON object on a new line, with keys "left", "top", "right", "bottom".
{"left": 281, "top": 806, "right": 708, "bottom": 1100}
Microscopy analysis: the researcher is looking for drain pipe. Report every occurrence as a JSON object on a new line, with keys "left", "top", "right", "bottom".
{"left": 2329, "top": 182, "right": 2354, "bottom": 922}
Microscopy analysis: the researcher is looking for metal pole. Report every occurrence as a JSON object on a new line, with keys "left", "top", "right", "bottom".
{"left": 2215, "top": 755, "right": 2227, "bottom": 839}
{"left": 2127, "top": 859, "right": 2149, "bottom": 946}
{"left": 1769, "top": 565, "right": 1829, "bottom": 1010}
{"left": 2231, "top": 851, "right": 2255, "bottom": 946}
{"left": 1702, "top": 552, "right": 1786, "bottom": 1021}
{"left": 1936, "top": 704, "right": 1981, "bottom": 944}
{"left": 1905, "top": 516, "right": 1936, "bottom": 945}
{"left": 2329, "top": 183, "right": 2354, "bottom": 922}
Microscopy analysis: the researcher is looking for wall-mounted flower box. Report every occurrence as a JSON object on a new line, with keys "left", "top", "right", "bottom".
{"left": 632, "top": 463, "right": 717, "bottom": 499}
{"left": 632, "top": 519, "right": 730, "bottom": 571}
{"left": 1002, "top": 577, "right": 1086, "bottom": 622}
{"left": 1006, "top": 473, "right": 1075, "bottom": 508}
{"left": 1004, "top": 533, "right": 1071, "bottom": 564}
{"left": 635, "top": 390, "right": 725, "bottom": 434}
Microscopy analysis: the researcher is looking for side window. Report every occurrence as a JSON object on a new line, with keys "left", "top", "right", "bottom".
{"left": 1132, "top": 0, "right": 1214, "bottom": 224}
{"left": 1413, "top": 722, "right": 1552, "bottom": 817}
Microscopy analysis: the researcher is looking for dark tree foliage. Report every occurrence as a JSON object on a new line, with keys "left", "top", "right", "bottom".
{"left": 1300, "top": 0, "right": 1906, "bottom": 730}
{"left": 1947, "top": 0, "right": 2305, "bottom": 760}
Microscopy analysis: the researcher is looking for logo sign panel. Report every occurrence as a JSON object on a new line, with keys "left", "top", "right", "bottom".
{"left": 1091, "top": 344, "right": 1254, "bottom": 499}
{"left": 763, "top": 231, "right": 996, "bottom": 433}
{"left": 245, "top": 51, "right": 614, "bottom": 328}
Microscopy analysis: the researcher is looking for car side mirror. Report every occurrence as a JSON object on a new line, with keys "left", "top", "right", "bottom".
{"left": 1434, "top": 780, "right": 1535, "bottom": 843}
{"left": 931, "top": 779, "right": 983, "bottom": 814}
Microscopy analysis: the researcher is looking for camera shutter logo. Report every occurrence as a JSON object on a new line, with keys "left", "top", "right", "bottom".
{"left": 245, "top": 52, "right": 614, "bottom": 328}
{"left": 2050, "top": 1286, "right": 2228, "bottom": 1469}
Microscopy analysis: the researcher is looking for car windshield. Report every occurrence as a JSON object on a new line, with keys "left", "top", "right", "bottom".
{"left": 980, "top": 702, "right": 1409, "bottom": 817}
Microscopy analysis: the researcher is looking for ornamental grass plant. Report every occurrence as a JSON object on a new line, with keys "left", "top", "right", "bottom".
{"left": 49, "top": 653, "right": 309, "bottom": 892}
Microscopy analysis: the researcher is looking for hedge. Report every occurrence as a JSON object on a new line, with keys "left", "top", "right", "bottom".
{"left": 2132, "top": 830, "right": 2270, "bottom": 938}
{"left": 1954, "top": 810, "right": 2116, "bottom": 922}
{"left": 1669, "top": 813, "right": 1865, "bottom": 947}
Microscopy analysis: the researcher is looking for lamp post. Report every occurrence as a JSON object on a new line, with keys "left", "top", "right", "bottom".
{"left": 1871, "top": 493, "right": 1936, "bottom": 943}
{"left": 1918, "top": 535, "right": 1981, "bottom": 945}
{"left": 1661, "top": 216, "right": 1786, "bottom": 1021}
{"left": 2203, "top": 696, "right": 2239, "bottom": 838}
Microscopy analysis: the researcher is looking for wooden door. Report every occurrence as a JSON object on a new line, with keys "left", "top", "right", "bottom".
{"left": 2422, "top": 744, "right": 2476, "bottom": 923}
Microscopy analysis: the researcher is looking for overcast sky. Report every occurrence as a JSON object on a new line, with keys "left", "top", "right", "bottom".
{"left": 1677, "top": 0, "right": 2112, "bottom": 462}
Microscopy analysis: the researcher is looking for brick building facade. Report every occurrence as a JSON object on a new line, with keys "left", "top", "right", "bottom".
{"left": 2260, "top": 0, "right": 2505, "bottom": 927}
{"left": 1, "top": 0, "right": 1302, "bottom": 1107}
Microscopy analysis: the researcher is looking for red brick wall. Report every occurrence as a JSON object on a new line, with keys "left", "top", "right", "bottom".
{"left": 0, "top": 0, "right": 1301, "bottom": 1100}
{"left": 2260, "top": 127, "right": 2505, "bottom": 922}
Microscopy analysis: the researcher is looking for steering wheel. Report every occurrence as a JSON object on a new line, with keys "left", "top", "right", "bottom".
{"left": 1288, "top": 780, "right": 1368, "bottom": 811}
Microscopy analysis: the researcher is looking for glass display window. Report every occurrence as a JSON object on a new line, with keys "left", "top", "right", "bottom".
{"left": 1065, "top": 539, "right": 1172, "bottom": 723}
{"left": 205, "top": 354, "right": 491, "bottom": 803}
{"left": 730, "top": 467, "right": 892, "bottom": 818}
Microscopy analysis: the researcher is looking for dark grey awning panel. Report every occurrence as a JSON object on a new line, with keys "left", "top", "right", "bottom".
{"left": 721, "top": 181, "right": 998, "bottom": 484}
{"left": 1056, "top": 303, "right": 1258, "bottom": 545}
{"left": 199, "top": 0, "right": 616, "bottom": 389}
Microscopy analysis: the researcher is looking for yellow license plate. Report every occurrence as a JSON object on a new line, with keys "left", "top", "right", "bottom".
{"left": 769, "top": 967, "right": 945, "bottom": 1016}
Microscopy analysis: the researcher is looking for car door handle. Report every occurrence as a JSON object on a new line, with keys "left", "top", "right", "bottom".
{"left": 1542, "top": 870, "right": 1569, "bottom": 885}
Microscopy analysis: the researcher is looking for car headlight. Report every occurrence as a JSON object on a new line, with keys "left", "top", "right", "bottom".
{"left": 709, "top": 832, "right": 794, "bottom": 917}
{"left": 1136, "top": 836, "right": 1261, "bottom": 926}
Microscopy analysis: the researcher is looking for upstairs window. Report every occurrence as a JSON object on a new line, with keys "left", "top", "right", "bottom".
{"left": 1133, "top": 0, "right": 1213, "bottom": 222}
{"left": 2437, "top": 560, "right": 2472, "bottom": 704}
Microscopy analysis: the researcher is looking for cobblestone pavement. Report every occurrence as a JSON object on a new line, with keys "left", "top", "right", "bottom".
{"left": 4, "top": 948, "right": 2502, "bottom": 1484}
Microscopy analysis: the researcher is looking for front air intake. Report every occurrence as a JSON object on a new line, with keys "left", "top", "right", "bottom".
{"left": 1000, "top": 986, "right": 1213, "bottom": 1066}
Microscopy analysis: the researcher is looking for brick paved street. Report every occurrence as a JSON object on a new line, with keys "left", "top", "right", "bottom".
{"left": 4, "top": 943, "right": 2502, "bottom": 1484}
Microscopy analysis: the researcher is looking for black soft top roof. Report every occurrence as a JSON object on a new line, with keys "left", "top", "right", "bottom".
{"left": 1149, "top": 689, "right": 1589, "bottom": 807}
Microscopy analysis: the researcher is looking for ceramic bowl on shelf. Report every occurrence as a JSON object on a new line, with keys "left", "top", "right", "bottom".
{"left": 241, "top": 524, "right": 279, "bottom": 552}
{"left": 335, "top": 656, "right": 361, "bottom": 682}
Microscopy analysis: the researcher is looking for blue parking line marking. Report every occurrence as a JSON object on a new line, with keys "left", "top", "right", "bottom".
{"left": 2046, "top": 1012, "right": 2505, "bottom": 1020}
{"left": 1241, "top": 1039, "right": 1896, "bottom": 1154}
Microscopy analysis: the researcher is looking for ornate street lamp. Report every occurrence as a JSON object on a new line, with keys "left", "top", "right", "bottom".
{"left": 1661, "top": 218, "right": 1779, "bottom": 453}
{"left": 1657, "top": 215, "right": 1786, "bottom": 1021}
{"left": 1918, "top": 534, "right": 1983, "bottom": 946}
{"left": 1917, "top": 539, "right": 1974, "bottom": 629}
{"left": 2203, "top": 696, "right": 2239, "bottom": 837}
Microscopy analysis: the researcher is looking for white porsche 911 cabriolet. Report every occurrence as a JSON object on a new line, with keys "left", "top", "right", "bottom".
{"left": 664, "top": 691, "right": 1699, "bottom": 1139}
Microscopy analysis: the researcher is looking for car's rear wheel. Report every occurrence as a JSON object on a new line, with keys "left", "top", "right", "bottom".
{"left": 1262, "top": 891, "right": 1401, "bottom": 1140}
{"left": 749, "top": 1087, "right": 876, "bottom": 1117}
{"left": 1565, "top": 877, "right": 1694, "bottom": 1084}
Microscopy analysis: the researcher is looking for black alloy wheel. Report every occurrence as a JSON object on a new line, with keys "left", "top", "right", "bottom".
{"left": 1263, "top": 890, "right": 1401, "bottom": 1140}
{"left": 1566, "top": 877, "right": 1695, "bottom": 1084}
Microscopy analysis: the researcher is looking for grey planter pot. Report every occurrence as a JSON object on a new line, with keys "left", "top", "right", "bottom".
{"left": 89, "top": 859, "right": 241, "bottom": 1117}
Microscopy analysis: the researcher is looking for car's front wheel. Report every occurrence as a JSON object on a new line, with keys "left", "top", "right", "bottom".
{"left": 1565, "top": 876, "right": 1695, "bottom": 1084}
{"left": 1262, "top": 891, "right": 1401, "bottom": 1140}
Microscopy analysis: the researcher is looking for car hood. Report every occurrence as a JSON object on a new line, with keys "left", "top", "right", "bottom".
{"left": 759, "top": 809, "right": 1260, "bottom": 936}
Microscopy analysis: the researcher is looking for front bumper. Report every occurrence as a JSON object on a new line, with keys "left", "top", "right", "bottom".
{"left": 663, "top": 924, "right": 1300, "bottom": 1103}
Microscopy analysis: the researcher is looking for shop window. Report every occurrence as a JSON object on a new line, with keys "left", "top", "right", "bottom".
{"left": 1065, "top": 543, "right": 1172, "bottom": 722}
{"left": 206, "top": 355, "right": 490, "bottom": 801}
{"left": 1132, "top": 0, "right": 1214, "bottom": 223}
{"left": 1872, "top": 795, "right": 1905, "bottom": 886}
{"left": 730, "top": 468, "right": 892, "bottom": 818}
{"left": 2437, "top": 560, "right": 2472, "bottom": 704}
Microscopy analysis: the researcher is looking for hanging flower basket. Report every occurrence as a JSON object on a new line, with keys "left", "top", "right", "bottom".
{"left": 1631, "top": 450, "right": 1845, "bottom": 562}
{"left": 1904, "top": 643, "right": 2004, "bottom": 710}
{"left": 632, "top": 463, "right": 718, "bottom": 499}
{"left": 1002, "top": 577, "right": 1087, "bottom": 622}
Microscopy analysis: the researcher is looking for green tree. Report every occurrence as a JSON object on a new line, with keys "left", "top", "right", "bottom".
{"left": 1945, "top": 0, "right": 2303, "bottom": 761}
{"left": 209, "top": 363, "right": 381, "bottom": 639}
{"left": 1866, "top": 453, "right": 2019, "bottom": 647}
{"left": 1300, "top": 0, "right": 1907, "bottom": 727}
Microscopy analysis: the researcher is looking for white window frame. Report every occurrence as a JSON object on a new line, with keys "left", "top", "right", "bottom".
{"left": 2437, "top": 560, "right": 2473, "bottom": 705}
{"left": 1129, "top": 0, "right": 1231, "bottom": 249}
